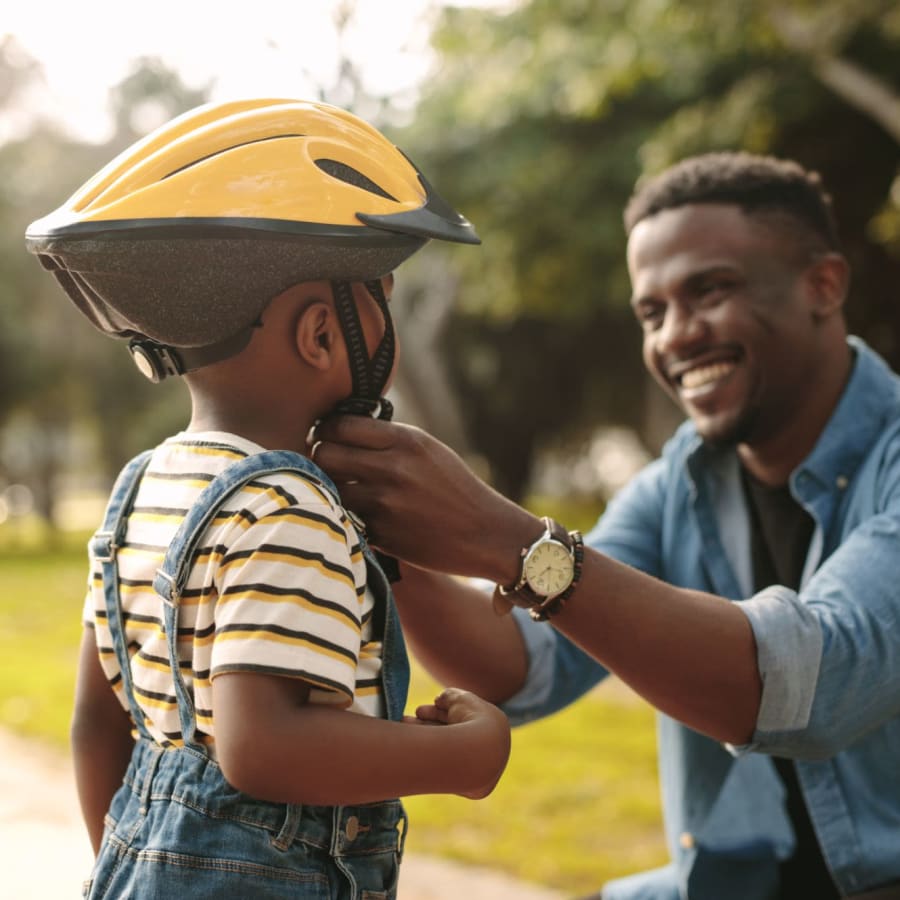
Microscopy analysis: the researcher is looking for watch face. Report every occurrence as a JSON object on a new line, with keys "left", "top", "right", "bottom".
{"left": 523, "top": 540, "right": 574, "bottom": 597}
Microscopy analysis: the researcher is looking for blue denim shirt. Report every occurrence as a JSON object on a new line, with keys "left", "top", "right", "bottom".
{"left": 503, "top": 338, "right": 900, "bottom": 899}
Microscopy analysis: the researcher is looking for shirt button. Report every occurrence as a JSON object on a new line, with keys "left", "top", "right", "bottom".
{"left": 679, "top": 831, "right": 695, "bottom": 849}
{"left": 836, "top": 475, "right": 849, "bottom": 490}
{"left": 345, "top": 815, "right": 360, "bottom": 841}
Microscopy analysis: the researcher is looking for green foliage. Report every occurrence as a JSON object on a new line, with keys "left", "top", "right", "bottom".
{"left": 0, "top": 538, "right": 665, "bottom": 893}
{"left": 0, "top": 51, "right": 202, "bottom": 523}
{"left": 0, "top": 545, "right": 86, "bottom": 742}
{"left": 393, "top": 0, "right": 900, "bottom": 499}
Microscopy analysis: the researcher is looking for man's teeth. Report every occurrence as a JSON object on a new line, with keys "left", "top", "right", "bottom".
{"left": 680, "top": 361, "right": 735, "bottom": 390}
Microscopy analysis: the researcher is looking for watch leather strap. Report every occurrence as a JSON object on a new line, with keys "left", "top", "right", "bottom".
{"left": 492, "top": 517, "right": 584, "bottom": 620}
{"left": 499, "top": 517, "right": 572, "bottom": 601}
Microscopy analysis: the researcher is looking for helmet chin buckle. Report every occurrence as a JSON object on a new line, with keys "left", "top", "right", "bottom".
{"left": 128, "top": 339, "right": 185, "bottom": 383}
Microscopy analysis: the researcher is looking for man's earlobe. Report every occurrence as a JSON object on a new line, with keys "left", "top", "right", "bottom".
{"left": 807, "top": 253, "right": 850, "bottom": 320}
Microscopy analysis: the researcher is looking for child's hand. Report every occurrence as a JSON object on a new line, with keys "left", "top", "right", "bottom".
{"left": 415, "top": 687, "right": 511, "bottom": 799}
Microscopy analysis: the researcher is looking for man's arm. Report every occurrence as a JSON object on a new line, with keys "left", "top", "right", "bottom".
{"left": 391, "top": 566, "right": 528, "bottom": 704}
{"left": 71, "top": 627, "right": 134, "bottom": 854}
{"left": 312, "top": 416, "right": 762, "bottom": 745}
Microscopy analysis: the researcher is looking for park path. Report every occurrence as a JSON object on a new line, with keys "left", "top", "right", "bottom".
{"left": 0, "top": 727, "right": 568, "bottom": 899}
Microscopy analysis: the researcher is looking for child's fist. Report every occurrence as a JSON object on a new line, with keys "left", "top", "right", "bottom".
{"left": 416, "top": 688, "right": 511, "bottom": 799}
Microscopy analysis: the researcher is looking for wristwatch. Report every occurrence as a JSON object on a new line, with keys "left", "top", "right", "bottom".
{"left": 495, "top": 517, "right": 584, "bottom": 620}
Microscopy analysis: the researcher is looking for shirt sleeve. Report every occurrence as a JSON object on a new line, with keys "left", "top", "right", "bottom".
{"left": 210, "top": 490, "right": 364, "bottom": 706}
{"left": 735, "top": 465, "right": 900, "bottom": 758}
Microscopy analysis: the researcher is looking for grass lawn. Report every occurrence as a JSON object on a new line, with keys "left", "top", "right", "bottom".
{"left": 0, "top": 530, "right": 667, "bottom": 896}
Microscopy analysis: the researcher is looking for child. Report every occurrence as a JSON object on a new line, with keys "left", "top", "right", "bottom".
{"left": 26, "top": 98, "right": 511, "bottom": 899}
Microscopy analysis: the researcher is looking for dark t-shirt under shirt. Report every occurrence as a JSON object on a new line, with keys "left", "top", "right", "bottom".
{"left": 741, "top": 468, "right": 839, "bottom": 900}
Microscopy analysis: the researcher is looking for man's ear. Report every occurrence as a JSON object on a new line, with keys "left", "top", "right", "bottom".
{"left": 295, "top": 300, "right": 341, "bottom": 370}
{"left": 805, "top": 252, "right": 850, "bottom": 320}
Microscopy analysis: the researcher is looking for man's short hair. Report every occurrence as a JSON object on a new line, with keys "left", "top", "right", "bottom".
{"left": 623, "top": 151, "right": 841, "bottom": 251}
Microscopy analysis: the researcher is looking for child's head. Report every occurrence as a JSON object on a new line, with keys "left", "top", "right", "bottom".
{"left": 26, "top": 98, "right": 479, "bottom": 420}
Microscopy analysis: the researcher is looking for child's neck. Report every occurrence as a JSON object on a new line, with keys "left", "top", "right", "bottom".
{"left": 187, "top": 404, "right": 314, "bottom": 456}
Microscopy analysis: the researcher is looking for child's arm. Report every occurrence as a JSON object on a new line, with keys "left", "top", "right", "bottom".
{"left": 213, "top": 672, "right": 510, "bottom": 805}
{"left": 71, "top": 627, "right": 135, "bottom": 854}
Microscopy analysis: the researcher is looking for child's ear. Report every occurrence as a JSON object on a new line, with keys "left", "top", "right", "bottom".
{"left": 295, "top": 301, "right": 340, "bottom": 370}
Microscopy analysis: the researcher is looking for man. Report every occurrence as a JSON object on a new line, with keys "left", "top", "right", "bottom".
{"left": 311, "top": 153, "right": 900, "bottom": 898}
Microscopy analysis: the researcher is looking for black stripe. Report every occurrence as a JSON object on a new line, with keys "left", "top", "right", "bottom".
{"left": 144, "top": 471, "right": 215, "bottom": 483}
{"left": 219, "top": 582, "right": 361, "bottom": 629}
{"left": 133, "top": 684, "right": 178, "bottom": 705}
{"left": 266, "top": 506, "right": 344, "bottom": 537}
{"left": 221, "top": 543, "right": 353, "bottom": 582}
{"left": 132, "top": 505, "right": 191, "bottom": 517}
{"left": 135, "top": 649, "right": 190, "bottom": 669}
{"left": 118, "top": 577, "right": 155, "bottom": 588}
{"left": 210, "top": 662, "right": 353, "bottom": 698}
{"left": 245, "top": 479, "right": 299, "bottom": 506}
{"left": 215, "top": 623, "right": 357, "bottom": 663}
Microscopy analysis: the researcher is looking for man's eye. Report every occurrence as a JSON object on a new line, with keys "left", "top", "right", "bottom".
{"left": 637, "top": 305, "right": 664, "bottom": 328}
{"left": 698, "top": 280, "right": 734, "bottom": 301}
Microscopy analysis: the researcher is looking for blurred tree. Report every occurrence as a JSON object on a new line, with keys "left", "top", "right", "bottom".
{"left": 0, "top": 51, "right": 199, "bottom": 525}
{"left": 397, "top": 0, "right": 900, "bottom": 500}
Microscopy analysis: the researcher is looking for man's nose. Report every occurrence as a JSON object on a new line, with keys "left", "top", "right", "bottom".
{"left": 656, "top": 304, "right": 706, "bottom": 355}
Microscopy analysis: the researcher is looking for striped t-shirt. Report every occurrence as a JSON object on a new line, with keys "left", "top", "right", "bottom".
{"left": 84, "top": 431, "right": 385, "bottom": 748}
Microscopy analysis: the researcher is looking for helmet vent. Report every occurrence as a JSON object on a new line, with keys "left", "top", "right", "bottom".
{"left": 315, "top": 159, "right": 397, "bottom": 201}
{"left": 163, "top": 135, "right": 304, "bottom": 180}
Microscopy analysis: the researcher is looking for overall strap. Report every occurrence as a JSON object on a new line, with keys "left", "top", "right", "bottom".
{"left": 151, "top": 450, "right": 408, "bottom": 747}
{"left": 89, "top": 450, "right": 155, "bottom": 740}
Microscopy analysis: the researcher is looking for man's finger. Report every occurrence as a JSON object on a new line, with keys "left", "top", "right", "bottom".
{"left": 312, "top": 414, "right": 399, "bottom": 450}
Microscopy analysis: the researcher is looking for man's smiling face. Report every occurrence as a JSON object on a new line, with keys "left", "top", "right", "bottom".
{"left": 627, "top": 203, "right": 827, "bottom": 449}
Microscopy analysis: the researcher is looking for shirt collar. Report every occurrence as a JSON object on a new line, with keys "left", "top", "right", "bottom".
{"left": 793, "top": 337, "right": 900, "bottom": 493}
{"left": 684, "top": 337, "right": 900, "bottom": 494}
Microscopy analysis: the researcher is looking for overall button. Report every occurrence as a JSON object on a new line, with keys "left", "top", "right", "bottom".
{"left": 345, "top": 815, "right": 360, "bottom": 841}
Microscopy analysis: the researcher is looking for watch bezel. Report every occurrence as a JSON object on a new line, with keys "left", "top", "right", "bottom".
{"left": 522, "top": 536, "right": 576, "bottom": 598}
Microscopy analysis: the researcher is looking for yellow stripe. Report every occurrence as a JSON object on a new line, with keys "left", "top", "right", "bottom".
{"left": 256, "top": 511, "right": 348, "bottom": 545}
{"left": 286, "top": 477, "right": 334, "bottom": 508}
{"left": 117, "top": 546, "right": 165, "bottom": 564}
{"left": 176, "top": 444, "right": 245, "bottom": 460}
{"left": 133, "top": 654, "right": 174, "bottom": 675}
{"left": 241, "top": 482, "right": 294, "bottom": 509}
{"left": 193, "top": 630, "right": 215, "bottom": 648}
{"left": 219, "top": 550, "right": 354, "bottom": 588}
{"left": 135, "top": 692, "right": 178, "bottom": 711}
{"left": 217, "top": 588, "right": 361, "bottom": 631}
{"left": 356, "top": 684, "right": 380, "bottom": 697}
{"left": 215, "top": 628, "right": 358, "bottom": 664}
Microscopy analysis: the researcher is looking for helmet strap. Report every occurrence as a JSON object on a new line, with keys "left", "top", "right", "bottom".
{"left": 330, "top": 280, "right": 395, "bottom": 421}
{"left": 128, "top": 325, "right": 257, "bottom": 383}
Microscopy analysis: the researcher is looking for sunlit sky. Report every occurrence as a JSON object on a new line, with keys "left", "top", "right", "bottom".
{"left": 2, "top": 0, "right": 506, "bottom": 143}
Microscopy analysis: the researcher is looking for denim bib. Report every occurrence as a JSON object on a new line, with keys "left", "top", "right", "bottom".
{"left": 84, "top": 448, "right": 410, "bottom": 899}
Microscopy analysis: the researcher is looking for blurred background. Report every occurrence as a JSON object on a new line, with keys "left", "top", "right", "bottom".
{"left": 1, "top": 0, "right": 899, "bottom": 895}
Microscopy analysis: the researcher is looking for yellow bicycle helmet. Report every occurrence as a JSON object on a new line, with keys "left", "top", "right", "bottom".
{"left": 26, "top": 98, "right": 479, "bottom": 396}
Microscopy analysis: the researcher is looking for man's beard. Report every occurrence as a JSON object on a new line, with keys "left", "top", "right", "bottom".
{"left": 695, "top": 403, "right": 760, "bottom": 451}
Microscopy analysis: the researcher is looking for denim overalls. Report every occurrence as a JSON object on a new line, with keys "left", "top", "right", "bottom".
{"left": 84, "top": 448, "right": 411, "bottom": 899}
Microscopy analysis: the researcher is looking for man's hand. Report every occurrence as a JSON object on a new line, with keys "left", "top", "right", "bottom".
{"left": 311, "top": 416, "right": 540, "bottom": 583}
{"left": 415, "top": 688, "right": 512, "bottom": 799}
